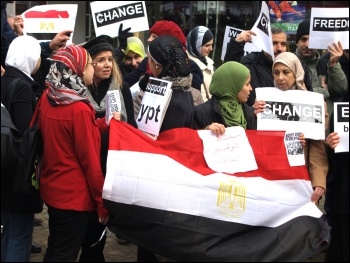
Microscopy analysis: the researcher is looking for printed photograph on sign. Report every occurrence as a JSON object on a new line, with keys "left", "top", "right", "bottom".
{"left": 268, "top": 1, "right": 305, "bottom": 34}
{"left": 256, "top": 87, "right": 325, "bottom": 140}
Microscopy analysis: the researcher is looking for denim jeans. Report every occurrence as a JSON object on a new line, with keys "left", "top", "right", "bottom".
{"left": 1, "top": 212, "right": 34, "bottom": 262}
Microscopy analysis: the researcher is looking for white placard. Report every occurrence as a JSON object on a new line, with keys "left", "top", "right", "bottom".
{"left": 221, "top": 26, "right": 261, "bottom": 61}
{"left": 255, "top": 87, "right": 325, "bottom": 140}
{"left": 333, "top": 102, "right": 349, "bottom": 153}
{"left": 136, "top": 77, "right": 173, "bottom": 140}
{"left": 90, "top": 1, "right": 149, "bottom": 38}
{"left": 309, "top": 8, "right": 349, "bottom": 49}
{"left": 250, "top": 1, "right": 274, "bottom": 60}
{"left": 22, "top": 4, "right": 77, "bottom": 44}
{"left": 198, "top": 126, "right": 258, "bottom": 174}
{"left": 106, "top": 90, "right": 122, "bottom": 126}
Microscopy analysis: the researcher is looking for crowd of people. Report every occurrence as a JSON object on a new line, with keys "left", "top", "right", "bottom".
{"left": 1, "top": 1, "right": 348, "bottom": 262}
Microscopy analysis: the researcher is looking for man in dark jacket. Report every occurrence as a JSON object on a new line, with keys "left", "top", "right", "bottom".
{"left": 224, "top": 27, "right": 312, "bottom": 106}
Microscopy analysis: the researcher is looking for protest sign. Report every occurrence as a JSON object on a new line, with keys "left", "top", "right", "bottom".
{"left": 333, "top": 102, "right": 349, "bottom": 153}
{"left": 136, "top": 77, "right": 172, "bottom": 140}
{"left": 22, "top": 4, "right": 77, "bottom": 44}
{"left": 106, "top": 90, "right": 122, "bottom": 126}
{"left": 90, "top": 1, "right": 149, "bottom": 37}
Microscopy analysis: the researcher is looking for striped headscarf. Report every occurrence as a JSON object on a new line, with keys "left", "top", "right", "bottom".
{"left": 46, "top": 46, "right": 90, "bottom": 105}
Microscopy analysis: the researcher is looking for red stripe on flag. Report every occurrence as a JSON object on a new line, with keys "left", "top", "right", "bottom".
{"left": 24, "top": 10, "right": 69, "bottom": 18}
{"left": 109, "top": 121, "right": 310, "bottom": 181}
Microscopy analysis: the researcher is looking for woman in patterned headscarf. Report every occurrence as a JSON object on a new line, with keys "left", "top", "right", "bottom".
{"left": 136, "top": 35, "right": 195, "bottom": 262}
{"left": 186, "top": 26, "right": 215, "bottom": 101}
{"left": 146, "top": 34, "right": 195, "bottom": 132}
{"left": 193, "top": 61, "right": 256, "bottom": 136}
{"left": 39, "top": 45, "right": 110, "bottom": 262}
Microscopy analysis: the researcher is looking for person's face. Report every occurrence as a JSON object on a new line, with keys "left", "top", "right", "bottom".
{"left": 147, "top": 33, "right": 158, "bottom": 44}
{"left": 83, "top": 55, "right": 95, "bottom": 86}
{"left": 124, "top": 51, "right": 143, "bottom": 70}
{"left": 147, "top": 52, "right": 162, "bottom": 77}
{"left": 201, "top": 40, "right": 213, "bottom": 57}
{"left": 272, "top": 32, "right": 287, "bottom": 57}
{"left": 237, "top": 74, "right": 252, "bottom": 103}
{"left": 92, "top": 51, "right": 113, "bottom": 84}
{"left": 296, "top": 35, "right": 317, "bottom": 58}
{"left": 273, "top": 62, "right": 295, "bottom": 91}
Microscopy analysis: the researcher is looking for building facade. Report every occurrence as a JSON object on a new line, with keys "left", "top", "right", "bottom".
{"left": 7, "top": 1, "right": 349, "bottom": 66}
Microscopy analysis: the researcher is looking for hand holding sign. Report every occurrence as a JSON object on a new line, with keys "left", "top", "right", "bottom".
{"left": 328, "top": 41, "right": 343, "bottom": 67}
{"left": 118, "top": 23, "right": 133, "bottom": 50}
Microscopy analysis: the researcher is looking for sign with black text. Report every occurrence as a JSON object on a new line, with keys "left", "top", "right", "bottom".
{"left": 255, "top": 87, "right": 325, "bottom": 140}
{"left": 136, "top": 77, "right": 173, "bottom": 140}
{"left": 221, "top": 26, "right": 261, "bottom": 62}
{"left": 90, "top": 1, "right": 149, "bottom": 37}
{"left": 106, "top": 90, "right": 122, "bottom": 126}
{"left": 309, "top": 8, "right": 349, "bottom": 49}
{"left": 333, "top": 102, "right": 349, "bottom": 153}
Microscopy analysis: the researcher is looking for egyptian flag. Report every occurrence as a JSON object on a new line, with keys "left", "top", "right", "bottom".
{"left": 103, "top": 121, "right": 330, "bottom": 262}
{"left": 22, "top": 4, "right": 77, "bottom": 42}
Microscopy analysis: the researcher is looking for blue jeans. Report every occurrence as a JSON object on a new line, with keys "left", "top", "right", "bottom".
{"left": 1, "top": 212, "right": 34, "bottom": 262}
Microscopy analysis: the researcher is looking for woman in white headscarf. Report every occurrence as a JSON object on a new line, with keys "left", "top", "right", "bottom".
{"left": 1, "top": 35, "right": 42, "bottom": 262}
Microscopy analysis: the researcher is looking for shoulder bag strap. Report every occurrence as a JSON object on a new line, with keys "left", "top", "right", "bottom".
{"left": 3, "top": 78, "right": 21, "bottom": 112}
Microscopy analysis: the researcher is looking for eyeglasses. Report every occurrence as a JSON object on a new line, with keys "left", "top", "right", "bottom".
{"left": 88, "top": 62, "right": 97, "bottom": 67}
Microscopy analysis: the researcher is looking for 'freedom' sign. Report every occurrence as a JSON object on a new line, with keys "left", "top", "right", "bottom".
{"left": 309, "top": 7, "right": 349, "bottom": 49}
{"left": 90, "top": 1, "right": 149, "bottom": 37}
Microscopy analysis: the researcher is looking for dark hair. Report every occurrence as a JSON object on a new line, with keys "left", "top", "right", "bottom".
{"left": 148, "top": 35, "right": 190, "bottom": 78}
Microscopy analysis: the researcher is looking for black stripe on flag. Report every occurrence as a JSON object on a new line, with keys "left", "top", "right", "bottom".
{"left": 104, "top": 201, "right": 330, "bottom": 262}
{"left": 27, "top": 33, "right": 57, "bottom": 41}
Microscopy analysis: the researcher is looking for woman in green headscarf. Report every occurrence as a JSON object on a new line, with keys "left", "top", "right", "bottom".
{"left": 193, "top": 61, "right": 256, "bottom": 136}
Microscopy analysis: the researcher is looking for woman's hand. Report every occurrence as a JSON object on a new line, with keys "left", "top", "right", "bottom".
{"left": 253, "top": 100, "right": 266, "bottom": 116}
{"left": 298, "top": 132, "right": 306, "bottom": 147}
{"left": 206, "top": 122, "right": 225, "bottom": 137}
{"left": 311, "top": 186, "right": 325, "bottom": 203}
{"left": 326, "top": 132, "right": 340, "bottom": 149}
{"left": 112, "top": 112, "right": 121, "bottom": 121}
{"left": 99, "top": 215, "right": 110, "bottom": 225}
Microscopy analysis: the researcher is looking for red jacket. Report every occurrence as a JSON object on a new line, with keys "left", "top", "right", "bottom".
{"left": 39, "top": 94, "right": 108, "bottom": 218}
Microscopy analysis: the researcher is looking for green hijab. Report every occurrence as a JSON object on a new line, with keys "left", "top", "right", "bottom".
{"left": 209, "top": 61, "right": 250, "bottom": 129}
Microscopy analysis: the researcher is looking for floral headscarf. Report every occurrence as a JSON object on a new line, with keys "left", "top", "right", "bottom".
{"left": 46, "top": 46, "right": 90, "bottom": 105}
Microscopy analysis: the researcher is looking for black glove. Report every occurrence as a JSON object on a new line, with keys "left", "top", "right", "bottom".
{"left": 118, "top": 23, "right": 133, "bottom": 50}
{"left": 139, "top": 73, "right": 151, "bottom": 92}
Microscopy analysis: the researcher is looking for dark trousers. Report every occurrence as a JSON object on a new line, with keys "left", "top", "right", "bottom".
{"left": 43, "top": 206, "right": 90, "bottom": 262}
{"left": 137, "top": 247, "right": 158, "bottom": 262}
{"left": 79, "top": 212, "right": 107, "bottom": 262}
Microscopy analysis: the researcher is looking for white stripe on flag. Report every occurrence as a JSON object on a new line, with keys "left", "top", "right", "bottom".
{"left": 104, "top": 150, "right": 322, "bottom": 228}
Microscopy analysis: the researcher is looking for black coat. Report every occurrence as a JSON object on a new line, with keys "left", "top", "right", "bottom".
{"left": 193, "top": 96, "right": 257, "bottom": 130}
{"left": 91, "top": 79, "right": 137, "bottom": 176}
{"left": 1, "top": 66, "right": 42, "bottom": 213}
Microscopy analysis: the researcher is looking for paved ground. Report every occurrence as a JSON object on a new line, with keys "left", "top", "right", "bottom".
{"left": 31, "top": 199, "right": 327, "bottom": 262}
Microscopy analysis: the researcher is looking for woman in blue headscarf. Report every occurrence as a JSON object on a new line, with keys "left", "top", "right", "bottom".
{"left": 186, "top": 26, "right": 215, "bottom": 102}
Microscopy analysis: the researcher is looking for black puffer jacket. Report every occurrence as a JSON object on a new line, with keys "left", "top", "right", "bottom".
{"left": 193, "top": 96, "right": 257, "bottom": 130}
